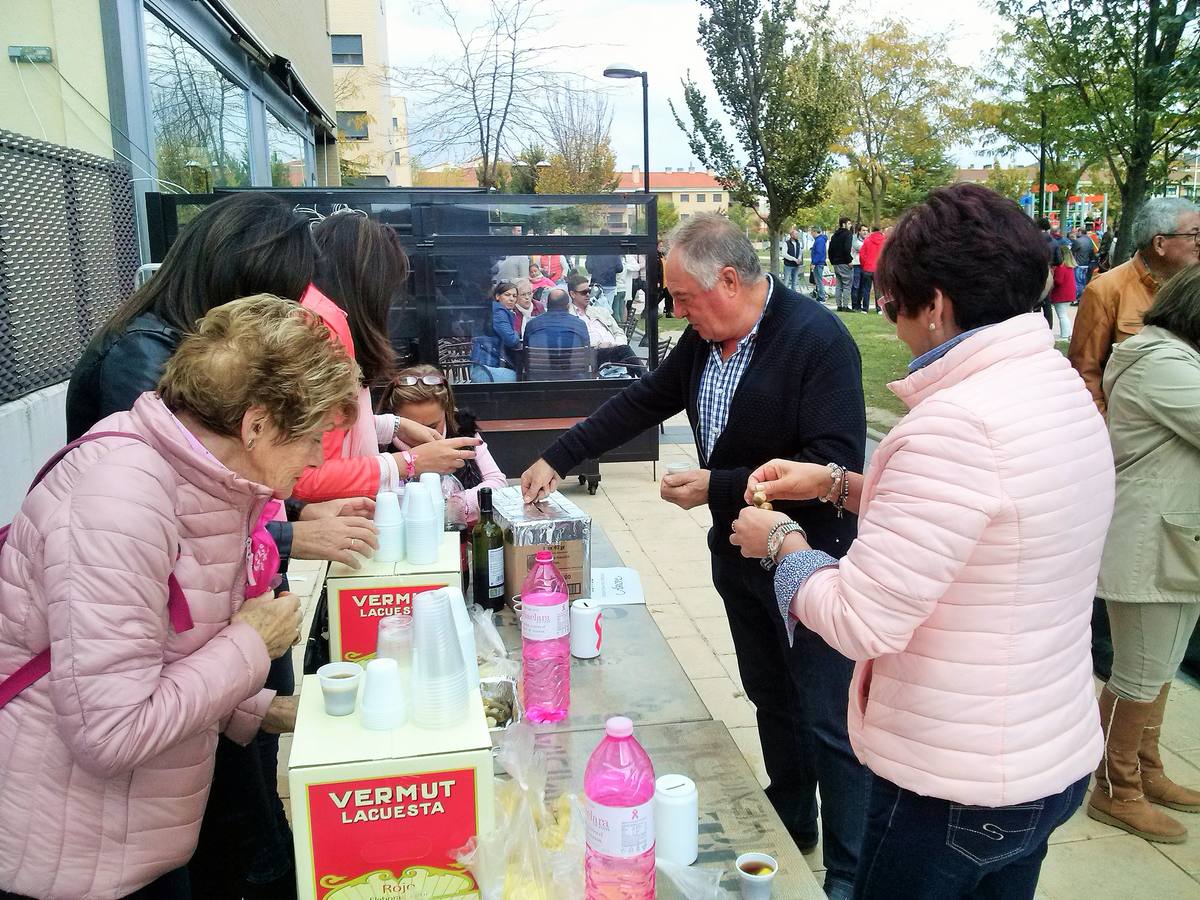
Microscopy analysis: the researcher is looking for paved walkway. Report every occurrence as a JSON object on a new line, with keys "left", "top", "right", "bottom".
{"left": 558, "top": 412, "right": 1200, "bottom": 899}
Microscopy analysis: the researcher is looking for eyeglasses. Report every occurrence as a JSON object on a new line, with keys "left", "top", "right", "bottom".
{"left": 882, "top": 297, "right": 899, "bottom": 323}
{"left": 572, "top": 287, "right": 591, "bottom": 294}
{"left": 1159, "top": 231, "right": 1200, "bottom": 246}
{"left": 396, "top": 374, "right": 446, "bottom": 387}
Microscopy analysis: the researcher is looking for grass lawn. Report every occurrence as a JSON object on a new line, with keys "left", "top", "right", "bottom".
{"left": 646, "top": 306, "right": 910, "bottom": 434}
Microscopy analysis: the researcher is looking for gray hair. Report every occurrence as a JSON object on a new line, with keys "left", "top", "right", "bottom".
{"left": 1132, "top": 198, "right": 1200, "bottom": 252}
{"left": 665, "top": 213, "right": 762, "bottom": 289}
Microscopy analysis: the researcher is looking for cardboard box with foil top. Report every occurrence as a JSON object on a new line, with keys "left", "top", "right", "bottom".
{"left": 323, "top": 532, "right": 462, "bottom": 664}
{"left": 289, "top": 675, "right": 494, "bottom": 900}
{"left": 491, "top": 485, "right": 591, "bottom": 601}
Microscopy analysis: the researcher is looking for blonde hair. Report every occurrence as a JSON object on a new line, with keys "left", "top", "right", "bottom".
{"left": 1060, "top": 246, "right": 1076, "bottom": 268}
{"left": 382, "top": 364, "right": 460, "bottom": 435}
{"left": 159, "top": 294, "right": 361, "bottom": 442}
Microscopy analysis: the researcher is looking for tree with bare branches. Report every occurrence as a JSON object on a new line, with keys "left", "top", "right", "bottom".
{"left": 536, "top": 90, "right": 619, "bottom": 193}
{"left": 391, "top": 0, "right": 579, "bottom": 188}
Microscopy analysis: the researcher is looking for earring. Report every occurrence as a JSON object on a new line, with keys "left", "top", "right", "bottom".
{"left": 246, "top": 439, "right": 256, "bottom": 450}
{"left": 928, "top": 322, "right": 937, "bottom": 332}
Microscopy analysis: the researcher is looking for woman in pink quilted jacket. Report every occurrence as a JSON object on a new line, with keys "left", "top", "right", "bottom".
{"left": 0, "top": 295, "right": 359, "bottom": 900}
{"left": 731, "top": 184, "right": 1115, "bottom": 899}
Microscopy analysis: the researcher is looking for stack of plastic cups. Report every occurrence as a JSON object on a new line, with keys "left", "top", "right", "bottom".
{"left": 419, "top": 472, "right": 446, "bottom": 530}
{"left": 359, "top": 657, "right": 407, "bottom": 730}
{"left": 411, "top": 588, "right": 470, "bottom": 729}
{"left": 404, "top": 482, "right": 439, "bottom": 565}
{"left": 375, "top": 614, "right": 413, "bottom": 698}
{"left": 445, "top": 587, "right": 480, "bottom": 688}
{"left": 374, "top": 490, "right": 404, "bottom": 562}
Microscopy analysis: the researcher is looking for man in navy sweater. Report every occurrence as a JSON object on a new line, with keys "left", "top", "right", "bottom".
{"left": 522, "top": 214, "right": 868, "bottom": 899}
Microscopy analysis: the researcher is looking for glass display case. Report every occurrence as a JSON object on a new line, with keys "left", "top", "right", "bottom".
{"left": 144, "top": 188, "right": 663, "bottom": 476}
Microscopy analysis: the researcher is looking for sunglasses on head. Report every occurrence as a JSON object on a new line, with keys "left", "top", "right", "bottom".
{"left": 882, "top": 297, "right": 899, "bottom": 323}
{"left": 396, "top": 374, "right": 446, "bottom": 387}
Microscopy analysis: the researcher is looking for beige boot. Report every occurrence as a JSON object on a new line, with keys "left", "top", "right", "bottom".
{"left": 1141, "top": 684, "right": 1200, "bottom": 813}
{"left": 1087, "top": 687, "right": 1187, "bottom": 843}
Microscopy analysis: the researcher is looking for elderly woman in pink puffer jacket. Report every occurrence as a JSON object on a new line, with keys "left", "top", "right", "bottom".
{"left": 0, "top": 295, "right": 359, "bottom": 900}
{"left": 731, "top": 184, "right": 1115, "bottom": 900}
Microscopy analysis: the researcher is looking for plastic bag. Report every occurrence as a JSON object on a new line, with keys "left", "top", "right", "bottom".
{"left": 656, "top": 857, "right": 733, "bottom": 899}
{"left": 472, "top": 604, "right": 515, "bottom": 678}
{"left": 455, "top": 723, "right": 585, "bottom": 900}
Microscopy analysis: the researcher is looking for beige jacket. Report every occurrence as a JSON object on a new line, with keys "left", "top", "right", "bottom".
{"left": 1067, "top": 254, "right": 1159, "bottom": 414}
{"left": 1097, "top": 326, "right": 1200, "bottom": 604}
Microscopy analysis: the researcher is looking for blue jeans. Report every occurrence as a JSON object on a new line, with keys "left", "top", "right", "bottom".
{"left": 785, "top": 264, "right": 799, "bottom": 291}
{"left": 853, "top": 773, "right": 1089, "bottom": 900}
{"left": 812, "top": 264, "right": 826, "bottom": 300}
{"left": 711, "top": 552, "right": 866, "bottom": 900}
{"left": 469, "top": 364, "right": 517, "bottom": 383}
{"left": 1075, "top": 266, "right": 1089, "bottom": 299}
{"left": 859, "top": 271, "right": 875, "bottom": 311}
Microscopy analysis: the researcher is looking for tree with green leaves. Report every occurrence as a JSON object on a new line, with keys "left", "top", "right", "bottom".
{"left": 657, "top": 198, "right": 680, "bottom": 233}
{"left": 836, "top": 20, "right": 969, "bottom": 225}
{"left": 985, "top": 163, "right": 1035, "bottom": 202}
{"left": 995, "top": 0, "right": 1200, "bottom": 263}
{"left": 670, "top": 0, "right": 844, "bottom": 273}
{"left": 509, "top": 145, "right": 549, "bottom": 193}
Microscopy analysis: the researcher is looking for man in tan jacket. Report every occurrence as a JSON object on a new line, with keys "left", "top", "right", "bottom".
{"left": 1068, "top": 197, "right": 1200, "bottom": 414}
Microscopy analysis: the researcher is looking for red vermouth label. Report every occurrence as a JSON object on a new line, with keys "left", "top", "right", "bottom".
{"left": 337, "top": 584, "right": 444, "bottom": 661}
{"left": 307, "top": 769, "right": 478, "bottom": 899}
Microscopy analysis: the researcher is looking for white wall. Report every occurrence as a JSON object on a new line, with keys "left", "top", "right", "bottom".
{"left": 0, "top": 382, "right": 68, "bottom": 522}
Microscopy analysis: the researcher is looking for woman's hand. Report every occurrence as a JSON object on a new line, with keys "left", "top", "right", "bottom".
{"left": 398, "top": 437, "right": 481, "bottom": 476}
{"left": 744, "top": 460, "right": 834, "bottom": 505}
{"left": 261, "top": 695, "right": 299, "bottom": 734}
{"left": 730, "top": 507, "right": 791, "bottom": 559}
{"left": 395, "top": 417, "right": 442, "bottom": 447}
{"left": 291, "top": 517, "right": 379, "bottom": 567}
{"left": 299, "top": 496, "right": 375, "bottom": 521}
{"left": 234, "top": 591, "right": 303, "bottom": 659}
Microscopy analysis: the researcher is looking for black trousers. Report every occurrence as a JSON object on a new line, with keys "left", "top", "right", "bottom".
{"left": 0, "top": 868, "right": 190, "bottom": 900}
{"left": 710, "top": 549, "right": 867, "bottom": 894}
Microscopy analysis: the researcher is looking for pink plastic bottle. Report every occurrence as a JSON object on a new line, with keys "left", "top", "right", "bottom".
{"left": 584, "top": 716, "right": 656, "bottom": 899}
{"left": 520, "top": 550, "right": 571, "bottom": 722}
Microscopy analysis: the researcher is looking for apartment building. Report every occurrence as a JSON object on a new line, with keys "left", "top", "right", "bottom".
{"left": 328, "top": 0, "right": 411, "bottom": 186}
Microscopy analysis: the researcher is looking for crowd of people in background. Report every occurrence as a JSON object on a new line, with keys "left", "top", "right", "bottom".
{"left": 782, "top": 219, "right": 893, "bottom": 313}
{"left": 469, "top": 247, "right": 654, "bottom": 383}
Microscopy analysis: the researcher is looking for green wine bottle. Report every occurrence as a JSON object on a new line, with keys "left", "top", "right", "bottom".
{"left": 471, "top": 487, "right": 506, "bottom": 611}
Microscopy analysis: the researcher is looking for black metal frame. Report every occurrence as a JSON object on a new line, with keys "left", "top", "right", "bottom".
{"left": 142, "top": 188, "right": 663, "bottom": 471}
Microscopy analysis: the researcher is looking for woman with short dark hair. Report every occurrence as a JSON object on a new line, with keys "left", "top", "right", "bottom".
{"left": 731, "top": 183, "right": 1115, "bottom": 898}
{"left": 1087, "top": 264, "right": 1200, "bottom": 842}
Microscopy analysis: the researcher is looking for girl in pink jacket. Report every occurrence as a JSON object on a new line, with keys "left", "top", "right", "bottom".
{"left": 731, "top": 184, "right": 1114, "bottom": 899}
{"left": 0, "top": 297, "right": 359, "bottom": 899}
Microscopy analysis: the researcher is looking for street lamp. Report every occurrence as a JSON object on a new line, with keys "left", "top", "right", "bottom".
{"left": 1034, "top": 82, "right": 1072, "bottom": 222}
{"left": 603, "top": 64, "right": 650, "bottom": 194}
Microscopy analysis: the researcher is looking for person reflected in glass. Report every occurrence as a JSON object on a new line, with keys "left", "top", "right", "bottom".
{"left": 512, "top": 277, "right": 545, "bottom": 339}
{"left": 528, "top": 262, "right": 557, "bottom": 294}
{"left": 523, "top": 288, "right": 590, "bottom": 351}
{"left": 566, "top": 275, "right": 646, "bottom": 375}
{"left": 469, "top": 281, "right": 521, "bottom": 383}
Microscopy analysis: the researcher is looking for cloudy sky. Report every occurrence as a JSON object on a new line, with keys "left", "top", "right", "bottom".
{"left": 387, "top": 0, "right": 1011, "bottom": 171}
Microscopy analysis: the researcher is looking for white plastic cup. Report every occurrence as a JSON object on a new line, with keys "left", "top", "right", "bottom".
{"left": 420, "top": 472, "right": 446, "bottom": 529}
{"left": 569, "top": 600, "right": 602, "bottom": 659}
{"left": 360, "top": 657, "right": 407, "bottom": 730}
{"left": 666, "top": 462, "right": 693, "bottom": 475}
{"left": 374, "top": 491, "right": 405, "bottom": 562}
{"left": 735, "top": 852, "right": 778, "bottom": 900}
{"left": 404, "top": 482, "right": 439, "bottom": 565}
{"left": 411, "top": 589, "right": 469, "bottom": 728}
{"left": 376, "top": 614, "right": 413, "bottom": 665}
{"left": 444, "top": 587, "right": 480, "bottom": 687}
{"left": 654, "top": 774, "right": 699, "bottom": 866}
{"left": 317, "top": 662, "right": 362, "bottom": 716}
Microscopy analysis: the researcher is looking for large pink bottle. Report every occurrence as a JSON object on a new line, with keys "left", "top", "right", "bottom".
{"left": 584, "top": 716, "right": 656, "bottom": 899}
{"left": 520, "top": 550, "right": 571, "bottom": 722}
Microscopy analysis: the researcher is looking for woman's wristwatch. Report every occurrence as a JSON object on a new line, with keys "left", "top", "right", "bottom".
{"left": 762, "top": 521, "right": 808, "bottom": 571}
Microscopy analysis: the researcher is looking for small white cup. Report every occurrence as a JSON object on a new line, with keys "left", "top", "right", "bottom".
{"left": 735, "top": 852, "right": 778, "bottom": 900}
{"left": 317, "top": 662, "right": 362, "bottom": 717}
{"left": 666, "top": 461, "right": 693, "bottom": 475}
{"left": 360, "top": 657, "right": 407, "bottom": 730}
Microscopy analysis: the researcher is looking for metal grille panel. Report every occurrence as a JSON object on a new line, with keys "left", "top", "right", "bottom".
{"left": 0, "top": 129, "right": 139, "bottom": 402}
